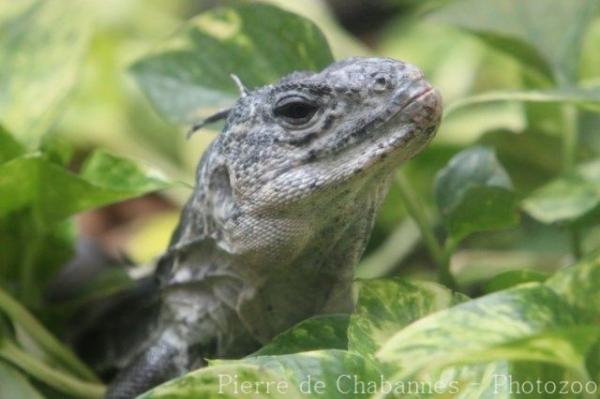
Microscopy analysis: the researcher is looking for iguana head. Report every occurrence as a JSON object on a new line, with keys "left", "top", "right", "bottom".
{"left": 204, "top": 57, "right": 441, "bottom": 205}
{"left": 190, "top": 57, "right": 441, "bottom": 255}
{"left": 164, "top": 57, "right": 442, "bottom": 342}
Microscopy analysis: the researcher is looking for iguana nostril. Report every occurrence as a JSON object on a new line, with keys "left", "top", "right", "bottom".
{"left": 373, "top": 74, "right": 390, "bottom": 92}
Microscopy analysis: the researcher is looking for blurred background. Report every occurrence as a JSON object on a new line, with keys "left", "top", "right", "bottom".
{"left": 4, "top": 0, "right": 600, "bottom": 293}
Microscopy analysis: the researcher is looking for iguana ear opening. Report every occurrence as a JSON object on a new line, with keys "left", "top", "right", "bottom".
{"left": 206, "top": 164, "right": 235, "bottom": 233}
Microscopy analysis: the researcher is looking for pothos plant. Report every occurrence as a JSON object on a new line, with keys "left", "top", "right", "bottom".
{"left": 0, "top": 1, "right": 599, "bottom": 398}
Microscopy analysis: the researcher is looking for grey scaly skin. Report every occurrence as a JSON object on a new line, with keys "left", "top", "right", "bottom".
{"left": 104, "top": 56, "right": 442, "bottom": 398}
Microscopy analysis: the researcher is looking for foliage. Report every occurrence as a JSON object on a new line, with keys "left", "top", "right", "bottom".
{"left": 131, "top": 3, "right": 334, "bottom": 125}
{"left": 434, "top": 145, "right": 519, "bottom": 242}
{"left": 0, "top": 0, "right": 599, "bottom": 398}
{"left": 523, "top": 160, "right": 600, "bottom": 226}
{"left": 141, "top": 256, "right": 600, "bottom": 398}
{"left": 0, "top": 1, "right": 90, "bottom": 148}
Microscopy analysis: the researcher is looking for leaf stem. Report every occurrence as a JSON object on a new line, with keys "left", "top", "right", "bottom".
{"left": 0, "top": 340, "right": 105, "bottom": 398}
{"left": 560, "top": 94, "right": 584, "bottom": 258}
{"left": 0, "top": 286, "right": 99, "bottom": 382}
{"left": 20, "top": 233, "right": 42, "bottom": 306}
{"left": 561, "top": 103, "right": 578, "bottom": 172}
{"left": 395, "top": 172, "right": 457, "bottom": 289}
{"left": 439, "top": 238, "right": 458, "bottom": 290}
{"left": 570, "top": 228, "right": 583, "bottom": 260}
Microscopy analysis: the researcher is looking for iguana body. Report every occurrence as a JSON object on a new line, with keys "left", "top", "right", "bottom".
{"left": 103, "top": 57, "right": 442, "bottom": 398}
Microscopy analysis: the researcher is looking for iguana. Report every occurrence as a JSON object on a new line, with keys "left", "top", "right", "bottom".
{"left": 89, "top": 57, "right": 441, "bottom": 398}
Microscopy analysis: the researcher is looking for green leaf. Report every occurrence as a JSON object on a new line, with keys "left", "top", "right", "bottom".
{"left": 434, "top": 146, "right": 519, "bottom": 242}
{"left": 79, "top": 151, "right": 170, "bottom": 194}
{"left": 401, "top": 362, "right": 512, "bottom": 398}
{"left": 0, "top": 150, "right": 170, "bottom": 303}
{"left": 507, "top": 361, "right": 594, "bottom": 399}
{"left": 0, "top": 215, "right": 74, "bottom": 304}
{"left": 0, "top": 0, "right": 90, "bottom": 147}
{"left": 0, "top": 126, "right": 24, "bottom": 164}
{"left": 445, "top": 85, "right": 600, "bottom": 117}
{"left": 478, "top": 129, "right": 563, "bottom": 191}
{"left": 429, "top": 0, "right": 599, "bottom": 83}
{"left": 588, "top": 339, "right": 600, "bottom": 387}
{"left": 142, "top": 350, "right": 380, "bottom": 399}
{"left": 251, "top": 314, "right": 349, "bottom": 357}
{"left": 131, "top": 3, "right": 334, "bottom": 124}
{"left": 0, "top": 313, "right": 14, "bottom": 338}
{"left": 140, "top": 363, "right": 296, "bottom": 399}
{"left": 348, "top": 278, "right": 467, "bottom": 358}
{"left": 522, "top": 160, "right": 600, "bottom": 226}
{"left": 376, "top": 284, "right": 596, "bottom": 383}
{"left": 484, "top": 269, "right": 548, "bottom": 293}
{"left": 0, "top": 360, "right": 45, "bottom": 399}
{"left": 465, "top": 327, "right": 600, "bottom": 373}
{"left": 355, "top": 219, "right": 421, "bottom": 279}
{"left": 0, "top": 150, "right": 170, "bottom": 226}
{"left": 390, "top": 330, "right": 599, "bottom": 398}
{"left": 39, "top": 134, "right": 73, "bottom": 166}
{"left": 546, "top": 250, "right": 600, "bottom": 321}
{"left": 239, "top": 351, "right": 381, "bottom": 398}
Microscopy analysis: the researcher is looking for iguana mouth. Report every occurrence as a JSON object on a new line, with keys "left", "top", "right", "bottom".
{"left": 335, "top": 82, "right": 441, "bottom": 164}
{"left": 322, "top": 81, "right": 440, "bottom": 162}
{"left": 387, "top": 85, "right": 441, "bottom": 139}
{"left": 404, "top": 86, "right": 436, "bottom": 111}
{"left": 306, "top": 82, "right": 442, "bottom": 189}
{"left": 380, "top": 87, "right": 435, "bottom": 132}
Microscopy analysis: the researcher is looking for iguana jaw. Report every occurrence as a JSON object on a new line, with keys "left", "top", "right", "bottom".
{"left": 344, "top": 83, "right": 441, "bottom": 168}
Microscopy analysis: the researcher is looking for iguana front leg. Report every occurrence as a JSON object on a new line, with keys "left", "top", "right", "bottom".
{"left": 104, "top": 272, "right": 260, "bottom": 398}
{"left": 104, "top": 335, "right": 182, "bottom": 399}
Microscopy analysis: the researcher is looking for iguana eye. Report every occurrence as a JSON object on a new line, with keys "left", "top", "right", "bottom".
{"left": 273, "top": 97, "right": 319, "bottom": 126}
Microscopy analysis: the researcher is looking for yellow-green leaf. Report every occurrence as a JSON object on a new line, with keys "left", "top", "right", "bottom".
{"left": 522, "top": 160, "right": 600, "bottom": 226}
{"left": 0, "top": 0, "right": 90, "bottom": 147}
{"left": 131, "top": 3, "right": 333, "bottom": 125}
{"left": 430, "top": 0, "right": 599, "bottom": 83}
{"left": 434, "top": 146, "right": 519, "bottom": 242}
